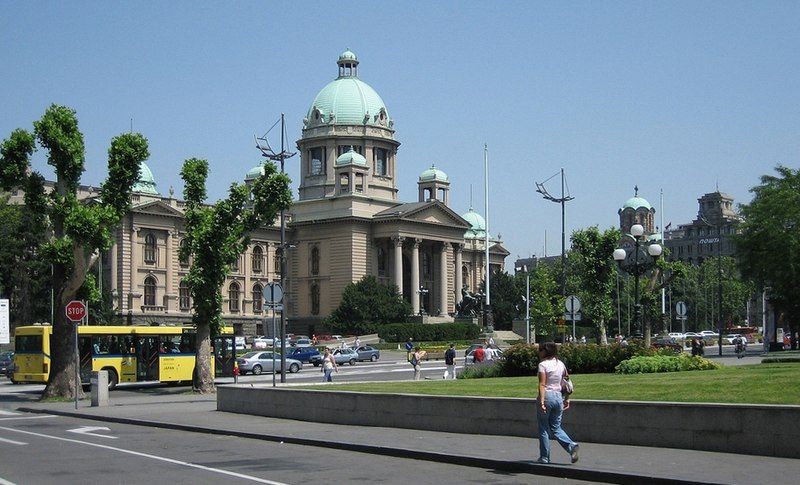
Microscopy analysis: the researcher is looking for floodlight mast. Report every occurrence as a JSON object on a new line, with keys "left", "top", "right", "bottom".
{"left": 535, "top": 168, "right": 574, "bottom": 298}
{"left": 256, "top": 113, "right": 296, "bottom": 382}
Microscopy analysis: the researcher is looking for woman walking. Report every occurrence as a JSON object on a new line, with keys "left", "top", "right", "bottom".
{"left": 321, "top": 348, "right": 338, "bottom": 382}
{"left": 537, "top": 342, "right": 579, "bottom": 464}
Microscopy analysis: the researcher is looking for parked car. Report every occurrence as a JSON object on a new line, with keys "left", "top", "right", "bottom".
{"left": 464, "top": 347, "right": 504, "bottom": 365}
{"left": 724, "top": 334, "right": 747, "bottom": 345}
{"left": 355, "top": 345, "right": 381, "bottom": 362}
{"left": 236, "top": 351, "right": 302, "bottom": 375}
{"left": 668, "top": 332, "right": 684, "bottom": 340}
{"left": 311, "top": 348, "right": 359, "bottom": 366}
{"left": 683, "top": 332, "right": 701, "bottom": 339}
{"left": 0, "top": 351, "right": 14, "bottom": 378}
{"left": 292, "top": 338, "right": 312, "bottom": 347}
{"left": 699, "top": 330, "right": 719, "bottom": 338}
{"left": 283, "top": 345, "right": 321, "bottom": 363}
{"left": 651, "top": 338, "right": 683, "bottom": 352}
{"left": 253, "top": 336, "right": 272, "bottom": 349}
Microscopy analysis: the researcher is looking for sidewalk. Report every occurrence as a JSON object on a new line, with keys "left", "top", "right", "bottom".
{"left": 17, "top": 387, "right": 800, "bottom": 485}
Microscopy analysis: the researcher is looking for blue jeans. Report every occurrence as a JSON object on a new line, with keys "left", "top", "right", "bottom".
{"left": 537, "top": 391, "right": 576, "bottom": 462}
{"left": 323, "top": 368, "right": 333, "bottom": 382}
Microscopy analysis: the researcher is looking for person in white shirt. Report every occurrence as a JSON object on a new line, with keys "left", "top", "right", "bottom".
{"left": 537, "top": 342, "right": 579, "bottom": 464}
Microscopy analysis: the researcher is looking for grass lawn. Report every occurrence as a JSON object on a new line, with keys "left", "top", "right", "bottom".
{"left": 308, "top": 363, "right": 800, "bottom": 405}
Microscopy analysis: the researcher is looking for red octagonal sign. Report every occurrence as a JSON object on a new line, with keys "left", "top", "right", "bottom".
{"left": 65, "top": 300, "right": 87, "bottom": 322}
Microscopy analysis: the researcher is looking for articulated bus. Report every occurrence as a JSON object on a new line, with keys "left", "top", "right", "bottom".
{"left": 11, "top": 325, "right": 236, "bottom": 389}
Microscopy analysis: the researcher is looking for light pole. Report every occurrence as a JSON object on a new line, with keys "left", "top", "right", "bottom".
{"left": 536, "top": 169, "right": 574, "bottom": 298}
{"left": 416, "top": 287, "right": 428, "bottom": 316}
{"left": 613, "top": 224, "right": 662, "bottom": 339}
{"left": 515, "top": 265, "right": 531, "bottom": 344}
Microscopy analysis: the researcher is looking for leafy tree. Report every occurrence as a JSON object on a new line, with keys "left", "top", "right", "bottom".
{"left": 326, "top": 276, "right": 411, "bottom": 335}
{"left": 526, "top": 263, "right": 561, "bottom": 341}
{"left": 569, "top": 227, "right": 621, "bottom": 344}
{"left": 737, "top": 164, "right": 800, "bottom": 338}
{"left": 180, "top": 158, "right": 291, "bottom": 393}
{"left": 0, "top": 104, "right": 149, "bottom": 399}
{"left": 485, "top": 270, "right": 519, "bottom": 329}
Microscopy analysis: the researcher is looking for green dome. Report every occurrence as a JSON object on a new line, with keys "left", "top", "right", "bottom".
{"left": 132, "top": 161, "right": 159, "bottom": 195}
{"left": 335, "top": 147, "right": 367, "bottom": 167}
{"left": 419, "top": 164, "right": 448, "bottom": 182}
{"left": 305, "top": 50, "right": 392, "bottom": 127}
{"left": 461, "top": 208, "right": 486, "bottom": 239}
{"left": 623, "top": 196, "right": 651, "bottom": 211}
{"left": 245, "top": 163, "right": 266, "bottom": 181}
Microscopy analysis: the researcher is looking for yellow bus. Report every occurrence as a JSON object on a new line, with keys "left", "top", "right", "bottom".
{"left": 11, "top": 325, "right": 235, "bottom": 389}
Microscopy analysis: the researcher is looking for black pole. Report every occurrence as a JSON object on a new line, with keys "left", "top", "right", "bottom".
{"left": 717, "top": 224, "right": 723, "bottom": 356}
{"left": 633, "top": 236, "right": 642, "bottom": 338}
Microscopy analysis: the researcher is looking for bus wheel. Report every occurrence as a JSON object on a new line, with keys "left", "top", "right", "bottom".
{"left": 104, "top": 368, "right": 119, "bottom": 390}
{"left": 252, "top": 364, "right": 262, "bottom": 375}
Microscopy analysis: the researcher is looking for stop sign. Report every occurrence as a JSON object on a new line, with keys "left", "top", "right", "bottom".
{"left": 65, "top": 300, "right": 87, "bottom": 322}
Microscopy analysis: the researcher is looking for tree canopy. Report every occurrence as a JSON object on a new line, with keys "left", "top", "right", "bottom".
{"left": 0, "top": 104, "right": 149, "bottom": 399}
{"left": 180, "top": 158, "right": 291, "bottom": 393}
{"left": 326, "top": 276, "right": 411, "bottom": 335}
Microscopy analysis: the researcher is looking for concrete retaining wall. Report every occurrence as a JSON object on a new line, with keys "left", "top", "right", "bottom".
{"left": 217, "top": 386, "right": 800, "bottom": 458}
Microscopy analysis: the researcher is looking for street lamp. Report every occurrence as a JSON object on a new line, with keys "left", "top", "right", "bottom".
{"left": 613, "top": 224, "right": 662, "bottom": 339}
{"left": 515, "top": 265, "right": 531, "bottom": 345}
{"left": 416, "top": 286, "right": 429, "bottom": 316}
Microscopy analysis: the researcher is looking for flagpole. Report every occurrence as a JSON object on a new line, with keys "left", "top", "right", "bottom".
{"left": 660, "top": 189, "right": 666, "bottom": 325}
{"left": 483, "top": 144, "right": 492, "bottom": 332}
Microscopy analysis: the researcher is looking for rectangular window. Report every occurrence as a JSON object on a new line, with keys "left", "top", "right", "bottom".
{"left": 374, "top": 148, "right": 388, "bottom": 176}
{"left": 337, "top": 145, "right": 362, "bottom": 156}
{"left": 310, "top": 147, "right": 325, "bottom": 175}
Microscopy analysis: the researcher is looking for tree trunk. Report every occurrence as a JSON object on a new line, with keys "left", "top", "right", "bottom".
{"left": 598, "top": 319, "right": 608, "bottom": 345}
{"left": 193, "top": 324, "right": 214, "bottom": 394}
{"left": 42, "top": 310, "right": 83, "bottom": 400}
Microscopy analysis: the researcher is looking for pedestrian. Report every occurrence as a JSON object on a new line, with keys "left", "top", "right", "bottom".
{"left": 488, "top": 335, "right": 495, "bottom": 347}
{"left": 321, "top": 348, "right": 338, "bottom": 382}
{"left": 473, "top": 345, "right": 485, "bottom": 363}
{"left": 405, "top": 337, "right": 414, "bottom": 361}
{"left": 443, "top": 343, "right": 456, "bottom": 379}
{"left": 354, "top": 337, "right": 361, "bottom": 349}
{"left": 412, "top": 346, "right": 426, "bottom": 380}
{"left": 484, "top": 344, "right": 495, "bottom": 361}
{"left": 536, "top": 341, "right": 579, "bottom": 465}
{"left": 698, "top": 338, "right": 705, "bottom": 356}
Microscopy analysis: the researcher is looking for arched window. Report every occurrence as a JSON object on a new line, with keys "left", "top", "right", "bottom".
{"left": 311, "top": 246, "right": 320, "bottom": 275}
{"left": 144, "top": 233, "right": 157, "bottom": 264}
{"left": 144, "top": 276, "right": 157, "bottom": 306}
{"left": 252, "top": 245, "right": 264, "bottom": 274}
{"left": 311, "top": 283, "right": 320, "bottom": 315}
{"left": 252, "top": 283, "right": 263, "bottom": 313}
{"left": 179, "top": 238, "right": 190, "bottom": 267}
{"left": 179, "top": 280, "right": 191, "bottom": 310}
{"left": 228, "top": 282, "right": 240, "bottom": 312}
{"left": 462, "top": 265, "right": 469, "bottom": 290}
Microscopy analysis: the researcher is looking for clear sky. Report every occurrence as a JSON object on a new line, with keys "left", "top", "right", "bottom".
{"left": 2, "top": 1, "right": 798, "bottom": 271}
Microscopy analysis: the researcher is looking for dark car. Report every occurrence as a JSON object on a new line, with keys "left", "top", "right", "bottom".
{"left": 0, "top": 351, "right": 14, "bottom": 378}
{"left": 284, "top": 346, "right": 321, "bottom": 363}
{"left": 652, "top": 338, "right": 682, "bottom": 352}
{"left": 355, "top": 345, "right": 381, "bottom": 362}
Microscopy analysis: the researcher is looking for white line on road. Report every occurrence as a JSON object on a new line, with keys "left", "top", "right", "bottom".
{"left": 0, "top": 437, "right": 27, "bottom": 445}
{"left": 0, "top": 425, "right": 290, "bottom": 484}
{"left": 67, "top": 426, "right": 118, "bottom": 439}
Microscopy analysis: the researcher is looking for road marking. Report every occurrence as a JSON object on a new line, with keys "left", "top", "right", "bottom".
{"left": 0, "top": 425, "right": 290, "bottom": 484}
{"left": 0, "top": 415, "right": 57, "bottom": 422}
{"left": 68, "top": 426, "right": 118, "bottom": 439}
{"left": 0, "top": 436, "right": 27, "bottom": 445}
{"left": 0, "top": 411, "right": 19, "bottom": 416}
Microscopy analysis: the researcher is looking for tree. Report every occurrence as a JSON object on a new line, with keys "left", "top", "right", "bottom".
{"left": 526, "top": 263, "right": 562, "bottom": 340}
{"left": 0, "top": 104, "right": 149, "bottom": 399}
{"left": 180, "top": 158, "right": 291, "bottom": 393}
{"left": 326, "top": 275, "right": 411, "bottom": 335}
{"left": 569, "top": 227, "right": 621, "bottom": 344}
{"left": 484, "top": 271, "right": 519, "bottom": 329}
{"left": 737, "top": 164, "right": 800, "bottom": 339}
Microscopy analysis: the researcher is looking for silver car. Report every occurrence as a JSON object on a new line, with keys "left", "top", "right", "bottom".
{"left": 236, "top": 351, "right": 302, "bottom": 375}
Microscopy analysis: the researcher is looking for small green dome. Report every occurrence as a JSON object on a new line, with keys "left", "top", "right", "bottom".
{"left": 623, "top": 196, "right": 651, "bottom": 211}
{"left": 305, "top": 50, "right": 392, "bottom": 127}
{"left": 419, "top": 164, "right": 448, "bottom": 182}
{"left": 245, "top": 163, "right": 266, "bottom": 181}
{"left": 335, "top": 147, "right": 367, "bottom": 167}
{"left": 461, "top": 208, "right": 487, "bottom": 239}
{"left": 132, "top": 161, "right": 159, "bottom": 195}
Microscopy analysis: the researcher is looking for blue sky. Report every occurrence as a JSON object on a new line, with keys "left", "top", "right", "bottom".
{"left": 2, "top": 1, "right": 798, "bottom": 271}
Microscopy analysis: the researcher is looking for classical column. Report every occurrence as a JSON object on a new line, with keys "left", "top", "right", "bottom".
{"left": 110, "top": 236, "right": 118, "bottom": 306}
{"left": 164, "top": 231, "right": 174, "bottom": 311}
{"left": 411, "top": 238, "right": 421, "bottom": 315}
{"left": 129, "top": 226, "right": 140, "bottom": 311}
{"left": 243, "top": 244, "right": 252, "bottom": 314}
{"left": 372, "top": 239, "right": 380, "bottom": 277}
{"left": 392, "top": 236, "right": 405, "bottom": 295}
{"left": 454, "top": 243, "right": 463, "bottom": 300}
{"left": 439, "top": 243, "right": 450, "bottom": 316}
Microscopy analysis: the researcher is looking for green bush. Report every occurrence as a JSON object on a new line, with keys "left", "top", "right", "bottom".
{"left": 377, "top": 323, "right": 481, "bottom": 343}
{"left": 615, "top": 354, "right": 721, "bottom": 374}
{"left": 459, "top": 361, "right": 504, "bottom": 379}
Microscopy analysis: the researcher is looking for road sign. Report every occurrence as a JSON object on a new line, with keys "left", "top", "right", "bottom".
{"left": 262, "top": 282, "right": 284, "bottom": 304}
{"left": 676, "top": 301, "right": 687, "bottom": 317}
{"left": 565, "top": 295, "right": 581, "bottom": 313}
{"left": 65, "top": 300, "right": 87, "bottom": 322}
{"left": 564, "top": 311, "right": 582, "bottom": 321}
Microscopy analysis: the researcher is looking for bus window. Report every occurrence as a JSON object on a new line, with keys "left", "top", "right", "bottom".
{"left": 15, "top": 335, "right": 42, "bottom": 352}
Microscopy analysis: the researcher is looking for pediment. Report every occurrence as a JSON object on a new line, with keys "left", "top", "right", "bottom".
{"left": 131, "top": 200, "right": 185, "bottom": 218}
{"left": 374, "top": 200, "right": 470, "bottom": 229}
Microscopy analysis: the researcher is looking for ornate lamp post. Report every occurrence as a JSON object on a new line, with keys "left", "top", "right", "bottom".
{"left": 613, "top": 224, "right": 662, "bottom": 339}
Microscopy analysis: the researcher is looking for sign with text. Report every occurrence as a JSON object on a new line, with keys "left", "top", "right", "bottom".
{"left": 65, "top": 300, "right": 87, "bottom": 322}
{"left": 0, "top": 299, "right": 9, "bottom": 344}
